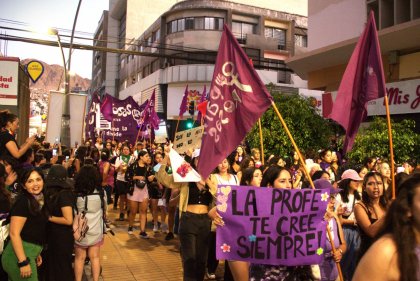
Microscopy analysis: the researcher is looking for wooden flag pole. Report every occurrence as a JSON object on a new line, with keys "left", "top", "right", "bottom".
{"left": 111, "top": 102, "right": 115, "bottom": 142}
{"left": 326, "top": 225, "right": 344, "bottom": 281}
{"left": 258, "top": 119, "right": 265, "bottom": 165}
{"left": 270, "top": 101, "right": 315, "bottom": 189}
{"left": 384, "top": 95, "right": 396, "bottom": 199}
{"left": 174, "top": 116, "right": 181, "bottom": 141}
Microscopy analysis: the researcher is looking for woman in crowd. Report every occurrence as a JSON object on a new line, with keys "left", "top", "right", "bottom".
{"left": 236, "top": 157, "right": 255, "bottom": 182}
{"left": 44, "top": 165, "right": 74, "bottom": 281}
{"left": 250, "top": 148, "right": 262, "bottom": 168}
{"left": 207, "top": 158, "right": 239, "bottom": 280}
{"left": 319, "top": 149, "right": 335, "bottom": 183}
{"left": 260, "top": 165, "right": 292, "bottom": 189}
{"left": 362, "top": 156, "right": 377, "bottom": 172}
{"left": 150, "top": 152, "right": 167, "bottom": 233}
{"left": 73, "top": 165, "right": 106, "bottom": 281}
{"left": 72, "top": 145, "right": 89, "bottom": 175}
{"left": 0, "top": 110, "right": 35, "bottom": 160}
{"left": 0, "top": 163, "right": 11, "bottom": 280}
{"left": 236, "top": 146, "right": 246, "bottom": 164}
{"left": 125, "top": 150, "right": 152, "bottom": 238}
{"left": 353, "top": 173, "right": 420, "bottom": 281}
{"left": 289, "top": 151, "right": 305, "bottom": 189}
{"left": 99, "top": 149, "right": 114, "bottom": 205}
{"left": 378, "top": 161, "right": 392, "bottom": 197}
{"left": 114, "top": 144, "right": 135, "bottom": 221}
{"left": 157, "top": 148, "right": 215, "bottom": 281}
{"left": 335, "top": 169, "right": 362, "bottom": 281}
{"left": 354, "top": 171, "right": 388, "bottom": 261}
{"left": 226, "top": 151, "right": 241, "bottom": 175}
{"left": 1, "top": 168, "right": 48, "bottom": 281}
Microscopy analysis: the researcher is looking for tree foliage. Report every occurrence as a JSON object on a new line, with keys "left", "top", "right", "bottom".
{"left": 246, "top": 93, "right": 335, "bottom": 159}
{"left": 346, "top": 117, "right": 420, "bottom": 164}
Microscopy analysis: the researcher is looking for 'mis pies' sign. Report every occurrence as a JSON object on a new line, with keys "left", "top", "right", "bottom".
{"left": 173, "top": 126, "right": 203, "bottom": 154}
{"left": 216, "top": 185, "right": 329, "bottom": 266}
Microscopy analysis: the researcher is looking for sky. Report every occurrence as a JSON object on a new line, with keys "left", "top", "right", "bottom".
{"left": 0, "top": 0, "right": 110, "bottom": 79}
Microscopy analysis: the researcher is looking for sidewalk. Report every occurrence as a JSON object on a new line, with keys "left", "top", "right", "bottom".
{"left": 96, "top": 207, "right": 184, "bottom": 281}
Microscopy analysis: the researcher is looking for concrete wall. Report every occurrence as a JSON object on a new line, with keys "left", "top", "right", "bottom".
{"left": 308, "top": 0, "right": 366, "bottom": 50}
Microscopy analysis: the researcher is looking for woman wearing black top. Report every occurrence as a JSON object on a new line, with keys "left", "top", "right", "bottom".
{"left": 0, "top": 163, "right": 11, "bottom": 280}
{"left": 0, "top": 110, "right": 35, "bottom": 160}
{"left": 44, "top": 165, "right": 74, "bottom": 281}
{"left": 1, "top": 168, "right": 48, "bottom": 281}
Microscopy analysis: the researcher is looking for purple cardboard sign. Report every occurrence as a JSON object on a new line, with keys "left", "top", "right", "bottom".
{"left": 216, "top": 185, "right": 329, "bottom": 266}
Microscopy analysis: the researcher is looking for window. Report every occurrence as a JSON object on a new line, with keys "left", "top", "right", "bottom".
{"left": 232, "top": 21, "right": 256, "bottom": 43}
{"left": 167, "top": 21, "right": 177, "bottom": 34}
{"left": 205, "top": 17, "right": 215, "bottom": 30}
{"left": 265, "top": 27, "right": 286, "bottom": 50}
{"left": 186, "top": 18, "right": 194, "bottom": 30}
{"left": 152, "top": 29, "right": 160, "bottom": 42}
{"left": 195, "top": 17, "right": 204, "bottom": 29}
{"left": 295, "top": 34, "right": 307, "bottom": 47}
{"left": 177, "top": 18, "right": 185, "bottom": 32}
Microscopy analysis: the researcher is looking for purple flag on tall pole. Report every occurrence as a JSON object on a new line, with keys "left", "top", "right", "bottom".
{"left": 329, "top": 11, "right": 386, "bottom": 154}
{"left": 197, "top": 24, "right": 273, "bottom": 178}
{"left": 100, "top": 94, "right": 115, "bottom": 122}
{"left": 179, "top": 85, "right": 189, "bottom": 117}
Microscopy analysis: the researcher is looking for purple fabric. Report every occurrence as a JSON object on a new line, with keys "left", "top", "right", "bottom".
{"left": 179, "top": 85, "right": 189, "bottom": 117}
{"left": 216, "top": 185, "right": 329, "bottom": 266}
{"left": 100, "top": 94, "right": 113, "bottom": 122}
{"left": 329, "top": 11, "right": 386, "bottom": 154}
{"left": 137, "top": 90, "right": 160, "bottom": 141}
{"left": 100, "top": 94, "right": 145, "bottom": 144}
{"left": 197, "top": 24, "right": 273, "bottom": 178}
{"left": 319, "top": 217, "right": 340, "bottom": 281}
{"left": 85, "top": 93, "right": 100, "bottom": 140}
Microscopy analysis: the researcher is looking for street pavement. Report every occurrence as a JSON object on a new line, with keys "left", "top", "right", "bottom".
{"left": 85, "top": 206, "right": 225, "bottom": 280}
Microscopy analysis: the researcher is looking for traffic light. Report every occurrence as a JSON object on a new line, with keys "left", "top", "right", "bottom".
{"left": 186, "top": 120, "right": 194, "bottom": 129}
{"left": 188, "top": 101, "right": 195, "bottom": 115}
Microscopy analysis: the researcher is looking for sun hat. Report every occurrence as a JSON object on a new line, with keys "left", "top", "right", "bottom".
{"left": 341, "top": 169, "right": 363, "bottom": 181}
{"left": 45, "top": 164, "right": 73, "bottom": 189}
{"left": 314, "top": 179, "right": 341, "bottom": 194}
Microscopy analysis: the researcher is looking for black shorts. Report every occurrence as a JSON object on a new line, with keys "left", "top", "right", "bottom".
{"left": 115, "top": 180, "right": 130, "bottom": 195}
{"left": 148, "top": 182, "right": 163, "bottom": 199}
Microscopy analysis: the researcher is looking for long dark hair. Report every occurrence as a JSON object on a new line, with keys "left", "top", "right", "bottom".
{"left": 19, "top": 168, "right": 47, "bottom": 216}
{"left": 0, "top": 163, "right": 10, "bottom": 209}
{"left": 0, "top": 110, "right": 17, "bottom": 128}
{"left": 261, "top": 166, "right": 290, "bottom": 188}
{"left": 361, "top": 171, "right": 387, "bottom": 208}
{"left": 338, "top": 179, "right": 361, "bottom": 203}
{"left": 379, "top": 173, "right": 420, "bottom": 281}
{"left": 240, "top": 167, "right": 259, "bottom": 186}
{"left": 74, "top": 165, "right": 101, "bottom": 196}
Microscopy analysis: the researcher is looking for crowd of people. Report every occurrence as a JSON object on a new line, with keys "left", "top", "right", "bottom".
{"left": 0, "top": 108, "right": 419, "bottom": 281}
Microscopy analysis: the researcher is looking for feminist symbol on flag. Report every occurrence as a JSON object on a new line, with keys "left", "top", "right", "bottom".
{"left": 215, "top": 62, "right": 253, "bottom": 93}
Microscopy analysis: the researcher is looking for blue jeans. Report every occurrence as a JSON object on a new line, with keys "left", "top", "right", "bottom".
{"left": 341, "top": 226, "right": 360, "bottom": 281}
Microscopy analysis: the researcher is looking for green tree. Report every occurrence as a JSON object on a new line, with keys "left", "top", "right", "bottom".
{"left": 246, "top": 93, "right": 335, "bottom": 160}
{"left": 346, "top": 117, "right": 420, "bottom": 164}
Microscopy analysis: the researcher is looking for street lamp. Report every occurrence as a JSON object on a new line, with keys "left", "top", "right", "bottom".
{"left": 48, "top": 28, "right": 70, "bottom": 147}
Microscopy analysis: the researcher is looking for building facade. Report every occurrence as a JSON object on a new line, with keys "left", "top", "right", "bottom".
{"left": 287, "top": 0, "right": 420, "bottom": 130}
{"left": 92, "top": 0, "right": 309, "bottom": 137}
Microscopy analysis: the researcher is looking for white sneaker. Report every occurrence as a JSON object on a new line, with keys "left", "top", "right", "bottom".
{"left": 206, "top": 272, "right": 216, "bottom": 280}
{"left": 160, "top": 223, "right": 169, "bottom": 233}
{"left": 153, "top": 223, "right": 159, "bottom": 233}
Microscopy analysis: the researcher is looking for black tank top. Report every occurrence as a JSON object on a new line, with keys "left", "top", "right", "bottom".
{"left": 187, "top": 182, "right": 212, "bottom": 206}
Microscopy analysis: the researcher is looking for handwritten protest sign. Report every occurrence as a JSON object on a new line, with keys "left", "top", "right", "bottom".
{"left": 216, "top": 185, "right": 329, "bottom": 266}
{"left": 173, "top": 126, "right": 203, "bottom": 154}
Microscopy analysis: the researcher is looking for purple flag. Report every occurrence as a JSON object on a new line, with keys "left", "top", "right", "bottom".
{"left": 179, "top": 85, "right": 189, "bottom": 117}
{"left": 196, "top": 85, "right": 207, "bottom": 124}
{"left": 100, "top": 95, "right": 114, "bottom": 122}
{"left": 84, "top": 92, "right": 100, "bottom": 140}
{"left": 329, "top": 11, "right": 386, "bottom": 154}
{"left": 216, "top": 185, "right": 328, "bottom": 265}
{"left": 100, "top": 95, "right": 144, "bottom": 144}
{"left": 197, "top": 24, "right": 273, "bottom": 178}
{"left": 137, "top": 90, "right": 160, "bottom": 141}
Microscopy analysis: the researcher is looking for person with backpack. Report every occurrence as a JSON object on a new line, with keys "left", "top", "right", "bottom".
{"left": 73, "top": 165, "right": 107, "bottom": 281}
{"left": 44, "top": 165, "right": 75, "bottom": 281}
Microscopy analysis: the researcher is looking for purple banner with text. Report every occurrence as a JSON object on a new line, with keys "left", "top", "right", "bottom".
{"left": 216, "top": 185, "right": 329, "bottom": 266}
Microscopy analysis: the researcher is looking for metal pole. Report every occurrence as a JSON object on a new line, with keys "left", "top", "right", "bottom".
{"left": 61, "top": 0, "right": 83, "bottom": 147}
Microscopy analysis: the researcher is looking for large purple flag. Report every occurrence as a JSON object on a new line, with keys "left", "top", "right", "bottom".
{"left": 137, "top": 91, "right": 160, "bottom": 141}
{"left": 216, "top": 185, "right": 328, "bottom": 265}
{"left": 197, "top": 24, "right": 273, "bottom": 178}
{"left": 329, "top": 11, "right": 386, "bottom": 154}
{"left": 179, "top": 85, "right": 189, "bottom": 117}
{"left": 100, "top": 94, "right": 114, "bottom": 122}
{"left": 100, "top": 94, "right": 145, "bottom": 144}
